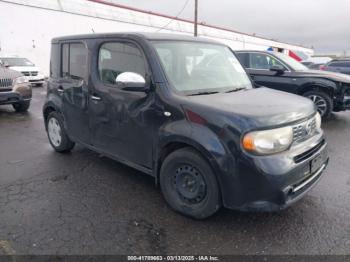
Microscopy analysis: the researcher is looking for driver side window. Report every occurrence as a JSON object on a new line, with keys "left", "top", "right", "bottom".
{"left": 98, "top": 42, "right": 146, "bottom": 87}
{"left": 249, "top": 53, "right": 285, "bottom": 70}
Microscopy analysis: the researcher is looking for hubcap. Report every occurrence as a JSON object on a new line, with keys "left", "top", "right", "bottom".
{"left": 173, "top": 165, "right": 206, "bottom": 204}
{"left": 307, "top": 95, "right": 327, "bottom": 116}
{"left": 48, "top": 117, "right": 62, "bottom": 147}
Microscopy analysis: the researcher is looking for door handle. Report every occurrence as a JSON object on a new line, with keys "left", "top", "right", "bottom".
{"left": 57, "top": 86, "right": 64, "bottom": 93}
{"left": 91, "top": 95, "right": 101, "bottom": 101}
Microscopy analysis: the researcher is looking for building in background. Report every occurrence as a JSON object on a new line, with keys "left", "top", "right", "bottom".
{"left": 0, "top": 0, "right": 314, "bottom": 75}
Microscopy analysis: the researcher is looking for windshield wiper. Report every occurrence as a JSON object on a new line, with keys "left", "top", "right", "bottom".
{"left": 225, "top": 87, "right": 246, "bottom": 93}
{"left": 188, "top": 91, "right": 220, "bottom": 96}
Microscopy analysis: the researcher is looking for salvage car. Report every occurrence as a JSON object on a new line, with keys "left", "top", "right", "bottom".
{"left": 236, "top": 51, "right": 350, "bottom": 118}
{"left": 0, "top": 64, "right": 32, "bottom": 112}
{"left": 0, "top": 56, "right": 45, "bottom": 86}
{"left": 43, "top": 33, "right": 329, "bottom": 219}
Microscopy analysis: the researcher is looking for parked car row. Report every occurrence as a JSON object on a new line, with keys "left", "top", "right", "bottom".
{"left": 302, "top": 58, "right": 350, "bottom": 75}
{"left": 0, "top": 56, "right": 45, "bottom": 86}
{"left": 0, "top": 64, "right": 32, "bottom": 112}
{"left": 322, "top": 57, "right": 350, "bottom": 75}
{"left": 43, "top": 33, "right": 330, "bottom": 219}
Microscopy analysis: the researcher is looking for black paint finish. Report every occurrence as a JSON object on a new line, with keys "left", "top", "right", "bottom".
{"left": 43, "top": 33, "right": 329, "bottom": 211}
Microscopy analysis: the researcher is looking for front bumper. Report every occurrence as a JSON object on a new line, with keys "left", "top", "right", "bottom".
{"left": 27, "top": 74, "right": 45, "bottom": 85}
{"left": 221, "top": 132, "right": 329, "bottom": 211}
{"left": 334, "top": 87, "right": 350, "bottom": 111}
{"left": 0, "top": 83, "right": 32, "bottom": 105}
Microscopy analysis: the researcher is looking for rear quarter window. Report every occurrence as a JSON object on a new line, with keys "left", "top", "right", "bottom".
{"left": 50, "top": 43, "right": 60, "bottom": 78}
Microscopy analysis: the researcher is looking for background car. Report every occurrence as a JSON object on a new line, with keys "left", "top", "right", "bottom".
{"left": 323, "top": 58, "right": 350, "bottom": 75}
{"left": 301, "top": 61, "right": 315, "bottom": 68}
{"left": 235, "top": 51, "right": 350, "bottom": 118}
{"left": 310, "top": 63, "right": 326, "bottom": 70}
{"left": 0, "top": 64, "right": 32, "bottom": 112}
{"left": 301, "top": 61, "right": 326, "bottom": 70}
{"left": 0, "top": 56, "right": 45, "bottom": 86}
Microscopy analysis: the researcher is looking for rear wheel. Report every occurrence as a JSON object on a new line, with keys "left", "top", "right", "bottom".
{"left": 160, "top": 148, "right": 221, "bottom": 219}
{"left": 46, "top": 111, "right": 75, "bottom": 153}
{"left": 12, "top": 100, "right": 30, "bottom": 112}
{"left": 303, "top": 90, "right": 333, "bottom": 118}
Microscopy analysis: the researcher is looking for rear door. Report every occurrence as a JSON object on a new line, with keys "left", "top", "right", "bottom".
{"left": 59, "top": 42, "right": 90, "bottom": 144}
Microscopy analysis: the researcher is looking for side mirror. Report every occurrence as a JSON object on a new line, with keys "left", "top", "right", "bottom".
{"left": 4, "top": 62, "right": 10, "bottom": 68}
{"left": 270, "top": 64, "right": 286, "bottom": 74}
{"left": 116, "top": 72, "right": 147, "bottom": 92}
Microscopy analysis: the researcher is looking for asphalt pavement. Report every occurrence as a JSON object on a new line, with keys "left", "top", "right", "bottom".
{"left": 0, "top": 87, "right": 349, "bottom": 255}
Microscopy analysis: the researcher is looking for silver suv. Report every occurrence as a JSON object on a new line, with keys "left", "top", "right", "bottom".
{"left": 0, "top": 65, "right": 32, "bottom": 112}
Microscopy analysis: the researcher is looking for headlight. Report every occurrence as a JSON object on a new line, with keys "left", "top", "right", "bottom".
{"left": 315, "top": 112, "right": 322, "bottom": 130}
{"left": 13, "top": 76, "right": 29, "bottom": 85}
{"left": 242, "top": 126, "right": 293, "bottom": 155}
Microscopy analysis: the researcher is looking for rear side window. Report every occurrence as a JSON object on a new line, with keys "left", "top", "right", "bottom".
{"left": 98, "top": 42, "right": 146, "bottom": 86}
{"left": 61, "top": 42, "right": 87, "bottom": 79}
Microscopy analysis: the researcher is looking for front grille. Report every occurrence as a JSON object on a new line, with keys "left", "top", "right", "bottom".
{"left": 292, "top": 116, "right": 317, "bottom": 142}
{"left": 0, "top": 78, "right": 13, "bottom": 88}
{"left": 294, "top": 139, "right": 325, "bottom": 163}
{"left": 21, "top": 71, "right": 38, "bottom": 76}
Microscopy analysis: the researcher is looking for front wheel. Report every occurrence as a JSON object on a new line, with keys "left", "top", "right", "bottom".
{"left": 46, "top": 111, "right": 75, "bottom": 153}
{"left": 160, "top": 148, "right": 221, "bottom": 219}
{"left": 303, "top": 90, "right": 333, "bottom": 118}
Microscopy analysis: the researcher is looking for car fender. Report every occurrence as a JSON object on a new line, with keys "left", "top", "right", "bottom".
{"left": 298, "top": 78, "right": 338, "bottom": 95}
{"left": 155, "top": 119, "right": 232, "bottom": 198}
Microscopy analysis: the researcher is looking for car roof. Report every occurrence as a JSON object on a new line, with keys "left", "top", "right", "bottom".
{"left": 51, "top": 32, "right": 221, "bottom": 45}
{"left": 331, "top": 57, "right": 350, "bottom": 62}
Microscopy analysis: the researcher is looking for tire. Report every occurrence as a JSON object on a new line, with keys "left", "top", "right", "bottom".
{"left": 46, "top": 111, "right": 75, "bottom": 153}
{"left": 303, "top": 90, "right": 333, "bottom": 118}
{"left": 160, "top": 147, "right": 221, "bottom": 219}
{"left": 12, "top": 100, "right": 30, "bottom": 112}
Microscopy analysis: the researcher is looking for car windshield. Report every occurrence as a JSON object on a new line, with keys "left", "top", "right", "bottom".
{"left": 152, "top": 41, "right": 253, "bottom": 95}
{"left": 0, "top": 57, "right": 34, "bottom": 67}
{"left": 273, "top": 52, "right": 308, "bottom": 71}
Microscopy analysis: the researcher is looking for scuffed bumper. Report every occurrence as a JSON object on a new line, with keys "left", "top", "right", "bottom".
{"left": 221, "top": 133, "right": 329, "bottom": 212}
{"left": 0, "top": 83, "right": 32, "bottom": 105}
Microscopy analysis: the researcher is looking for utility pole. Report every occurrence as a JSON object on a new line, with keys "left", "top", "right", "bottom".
{"left": 194, "top": 0, "right": 198, "bottom": 36}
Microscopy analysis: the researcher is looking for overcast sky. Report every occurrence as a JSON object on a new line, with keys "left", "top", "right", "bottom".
{"left": 110, "top": 0, "right": 350, "bottom": 54}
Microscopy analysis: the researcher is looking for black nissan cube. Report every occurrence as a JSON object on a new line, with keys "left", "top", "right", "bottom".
{"left": 43, "top": 33, "right": 329, "bottom": 219}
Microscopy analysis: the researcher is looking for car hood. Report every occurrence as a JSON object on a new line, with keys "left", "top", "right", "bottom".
{"left": 295, "top": 69, "right": 350, "bottom": 84}
{"left": 9, "top": 66, "right": 40, "bottom": 72}
{"left": 184, "top": 87, "right": 315, "bottom": 131}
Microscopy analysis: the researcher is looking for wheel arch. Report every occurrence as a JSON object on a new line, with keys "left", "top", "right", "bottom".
{"left": 297, "top": 82, "right": 336, "bottom": 97}
{"left": 155, "top": 134, "right": 227, "bottom": 200}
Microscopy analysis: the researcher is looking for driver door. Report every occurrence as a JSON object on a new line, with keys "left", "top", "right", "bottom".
{"left": 89, "top": 40, "right": 155, "bottom": 168}
{"left": 246, "top": 52, "right": 295, "bottom": 92}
